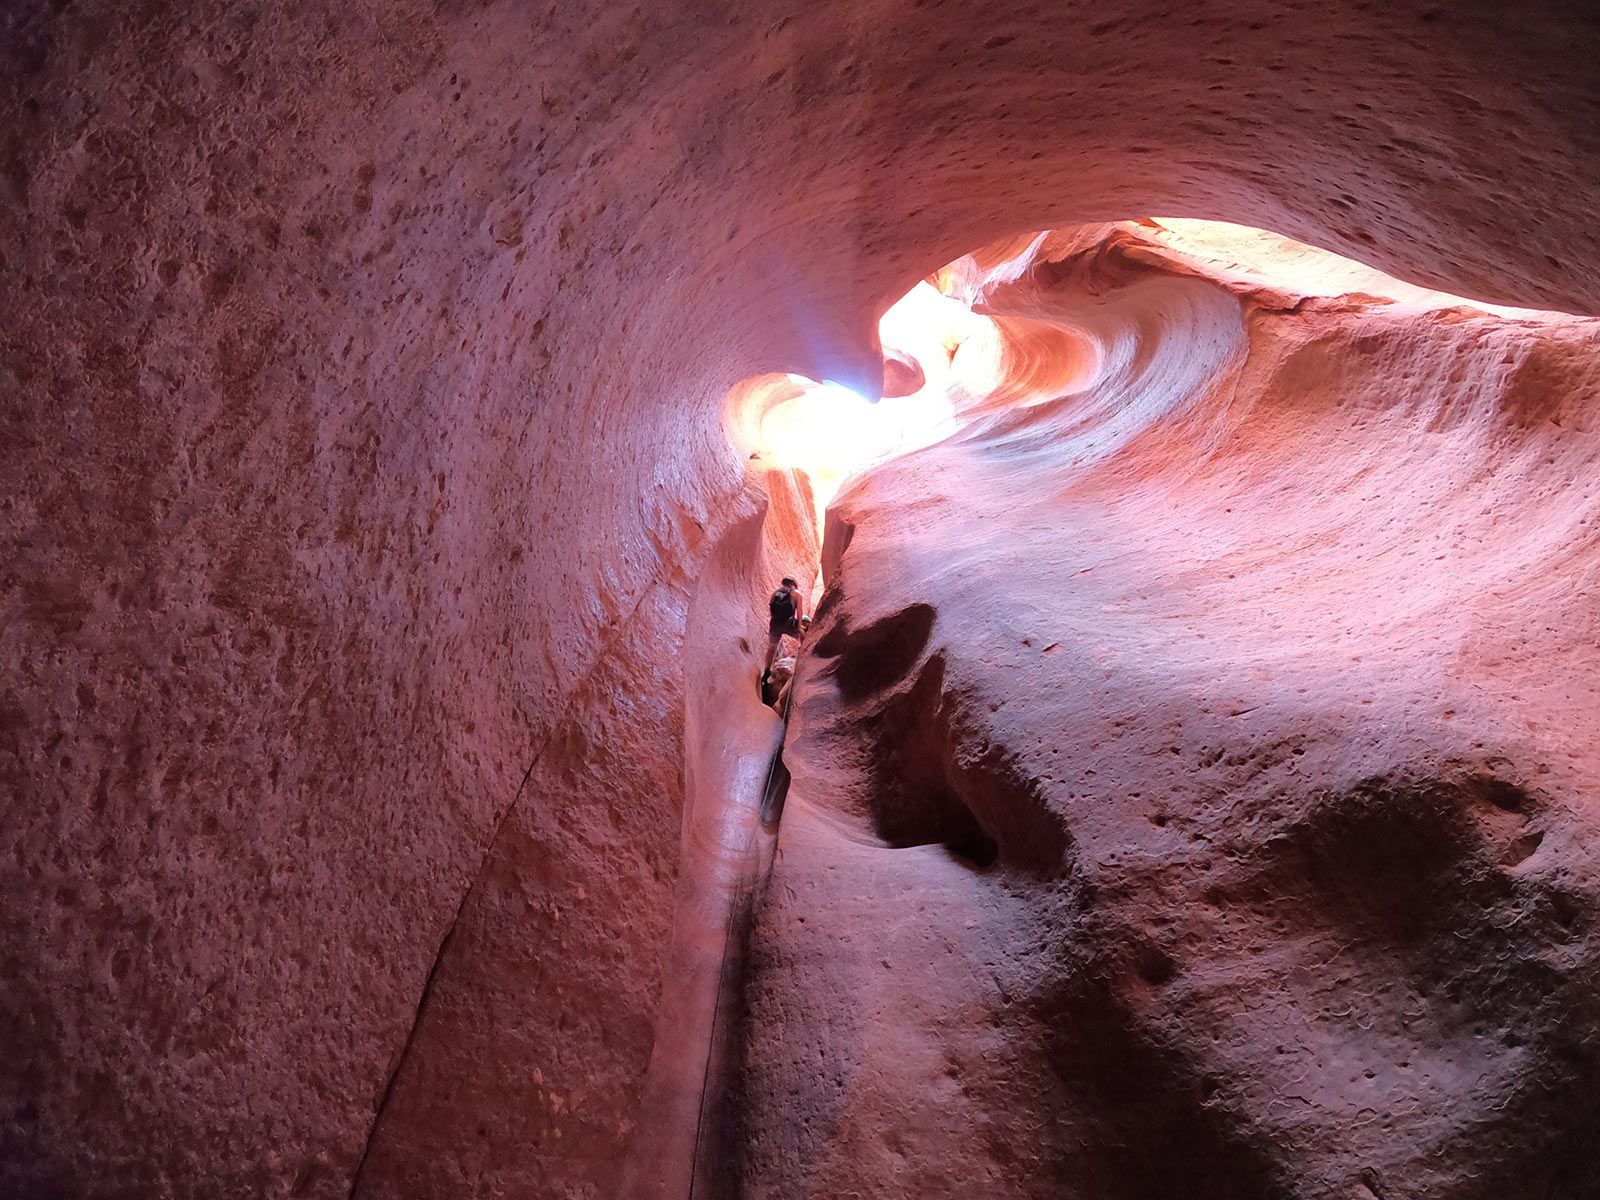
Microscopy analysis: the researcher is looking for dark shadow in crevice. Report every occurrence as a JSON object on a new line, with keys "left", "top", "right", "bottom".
{"left": 854, "top": 652, "right": 992, "bottom": 864}
{"left": 758, "top": 753, "right": 790, "bottom": 833}
{"left": 945, "top": 828, "right": 999, "bottom": 868}
{"left": 841, "top": 645, "right": 1069, "bottom": 876}
{"left": 812, "top": 602, "right": 936, "bottom": 701}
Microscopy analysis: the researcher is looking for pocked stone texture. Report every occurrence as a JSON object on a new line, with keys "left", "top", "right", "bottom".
{"left": 3, "top": 2, "right": 1600, "bottom": 1196}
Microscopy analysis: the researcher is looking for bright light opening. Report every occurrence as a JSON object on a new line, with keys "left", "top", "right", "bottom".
{"left": 730, "top": 215, "right": 1570, "bottom": 549}
{"left": 731, "top": 281, "right": 1006, "bottom": 538}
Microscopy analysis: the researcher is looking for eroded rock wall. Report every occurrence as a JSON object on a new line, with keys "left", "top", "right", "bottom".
{"left": 736, "top": 231, "right": 1600, "bottom": 1198}
{"left": 3, "top": 0, "right": 1600, "bottom": 1196}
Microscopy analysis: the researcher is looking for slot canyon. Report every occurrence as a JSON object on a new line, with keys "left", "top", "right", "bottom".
{"left": 4, "top": 3, "right": 1600, "bottom": 1198}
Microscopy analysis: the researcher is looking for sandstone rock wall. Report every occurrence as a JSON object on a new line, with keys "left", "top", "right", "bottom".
{"left": 3, "top": 0, "right": 1599, "bottom": 1195}
{"left": 735, "top": 229, "right": 1600, "bottom": 1198}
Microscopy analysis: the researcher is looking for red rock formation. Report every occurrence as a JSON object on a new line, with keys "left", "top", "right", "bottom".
{"left": 733, "top": 226, "right": 1600, "bottom": 1197}
{"left": 2, "top": 1, "right": 1599, "bottom": 1196}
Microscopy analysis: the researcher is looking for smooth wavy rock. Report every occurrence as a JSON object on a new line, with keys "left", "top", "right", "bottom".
{"left": 731, "top": 227, "right": 1600, "bottom": 1199}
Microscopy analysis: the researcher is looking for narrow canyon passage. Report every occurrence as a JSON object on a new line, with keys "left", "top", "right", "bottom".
{"left": 6, "top": 3, "right": 1600, "bottom": 1198}
{"left": 706, "top": 226, "right": 1600, "bottom": 1197}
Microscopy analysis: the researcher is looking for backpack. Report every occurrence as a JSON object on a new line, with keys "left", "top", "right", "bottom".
{"left": 769, "top": 588, "right": 796, "bottom": 624}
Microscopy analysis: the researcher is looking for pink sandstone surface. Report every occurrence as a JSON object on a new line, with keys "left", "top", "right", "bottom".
{"left": 1, "top": 1, "right": 1599, "bottom": 1197}
{"left": 729, "top": 225, "right": 1600, "bottom": 1198}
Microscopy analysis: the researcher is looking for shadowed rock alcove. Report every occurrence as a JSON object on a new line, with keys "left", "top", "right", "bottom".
{"left": 3, "top": 3, "right": 1600, "bottom": 1198}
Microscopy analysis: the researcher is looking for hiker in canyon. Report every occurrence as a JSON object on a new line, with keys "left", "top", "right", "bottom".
{"left": 761, "top": 576, "right": 805, "bottom": 687}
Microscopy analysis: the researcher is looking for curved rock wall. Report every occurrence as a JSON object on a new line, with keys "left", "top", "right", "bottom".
{"left": 738, "top": 228, "right": 1600, "bottom": 1197}
{"left": 3, "top": 0, "right": 1599, "bottom": 1196}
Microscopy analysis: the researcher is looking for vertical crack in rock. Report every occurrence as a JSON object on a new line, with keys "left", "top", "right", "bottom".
{"left": 346, "top": 560, "right": 700, "bottom": 1198}
{"left": 345, "top": 751, "right": 542, "bottom": 1200}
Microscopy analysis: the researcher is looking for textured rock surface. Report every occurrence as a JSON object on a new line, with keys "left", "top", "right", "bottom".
{"left": 356, "top": 468, "right": 815, "bottom": 1200}
{"left": 3, "top": 0, "right": 1600, "bottom": 1196}
{"left": 733, "top": 229, "right": 1600, "bottom": 1198}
